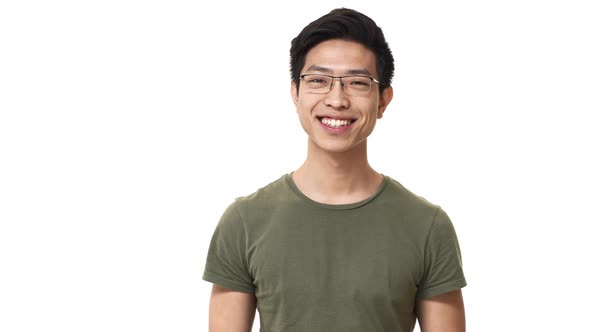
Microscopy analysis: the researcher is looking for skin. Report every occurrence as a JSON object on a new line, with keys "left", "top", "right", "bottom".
{"left": 209, "top": 284, "right": 256, "bottom": 332}
{"left": 416, "top": 290, "right": 466, "bottom": 332}
{"left": 290, "top": 39, "right": 393, "bottom": 204}
{"left": 209, "top": 39, "right": 465, "bottom": 331}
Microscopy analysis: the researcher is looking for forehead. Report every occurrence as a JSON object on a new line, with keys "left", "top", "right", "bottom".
{"left": 303, "top": 39, "right": 378, "bottom": 76}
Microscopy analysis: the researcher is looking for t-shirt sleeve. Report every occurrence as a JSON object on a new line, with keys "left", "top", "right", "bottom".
{"left": 416, "top": 207, "right": 467, "bottom": 299}
{"left": 202, "top": 200, "right": 255, "bottom": 293}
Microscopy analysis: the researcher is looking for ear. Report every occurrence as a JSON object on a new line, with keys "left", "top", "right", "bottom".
{"left": 377, "top": 86, "right": 393, "bottom": 119}
{"left": 290, "top": 81, "right": 299, "bottom": 106}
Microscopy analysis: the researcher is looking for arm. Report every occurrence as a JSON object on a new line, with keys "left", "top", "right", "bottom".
{"left": 209, "top": 284, "right": 257, "bottom": 332}
{"left": 416, "top": 289, "right": 466, "bottom": 332}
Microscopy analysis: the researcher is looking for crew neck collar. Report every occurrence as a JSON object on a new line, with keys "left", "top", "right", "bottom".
{"left": 284, "top": 172, "right": 388, "bottom": 211}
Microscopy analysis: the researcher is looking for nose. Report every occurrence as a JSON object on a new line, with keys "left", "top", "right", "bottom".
{"left": 324, "top": 78, "right": 350, "bottom": 109}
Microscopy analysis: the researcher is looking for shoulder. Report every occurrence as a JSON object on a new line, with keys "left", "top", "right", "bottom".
{"left": 215, "top": 175, "right": 291, "bottom": 235}
{"left": 373, "top": 176, "right": 453, "bottom": 240}
{"left": 381, "top": 176, "right": 441, "bottom": 217}
{"left": 226, "top": 174, "right": 294, "bottom": 219}
{"left": 234, "top": 173, "right": 291, "bottom": 204}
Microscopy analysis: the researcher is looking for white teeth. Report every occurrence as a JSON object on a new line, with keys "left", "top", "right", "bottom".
{"left": 321, "top": 117, "right": 352, "bottom": 128}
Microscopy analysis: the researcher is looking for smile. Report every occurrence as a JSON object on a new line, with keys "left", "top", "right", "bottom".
{"left": 319, "top": 116, "right": 356, "bottom": 128}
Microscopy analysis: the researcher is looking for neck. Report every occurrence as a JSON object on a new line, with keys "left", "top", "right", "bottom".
{"left": 292, "top": 138, "right": 383, "bottom": 204}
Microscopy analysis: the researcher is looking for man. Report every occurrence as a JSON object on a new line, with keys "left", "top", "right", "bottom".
{"left": 203, "top": 8, "right": 466, "bottom": 332}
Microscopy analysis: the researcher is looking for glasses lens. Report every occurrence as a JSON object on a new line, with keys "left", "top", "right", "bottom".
{"left": 301, "top": 75, "right": 374, "bottom": 95}
{"left": 342, "top": 76, "right": 372, "bottom": 94}
{"left": 302, "top": 75, "right": 331, "bottom": 92}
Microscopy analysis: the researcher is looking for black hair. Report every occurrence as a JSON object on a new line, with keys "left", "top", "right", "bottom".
{"left": 290, "top": 8, "right": 394, "bottom": 94}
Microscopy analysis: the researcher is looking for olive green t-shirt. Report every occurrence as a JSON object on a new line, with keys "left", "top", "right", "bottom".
{"left": 203, "top": 174, "right": 466, "bottom": 332}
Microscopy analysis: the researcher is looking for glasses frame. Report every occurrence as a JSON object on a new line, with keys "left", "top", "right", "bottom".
{"left": 299, "top": 74, "right": 381, "bottom": 96}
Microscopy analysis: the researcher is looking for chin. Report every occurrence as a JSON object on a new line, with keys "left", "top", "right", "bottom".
{"left": 313, "top": 140, "right": 365, "bottom": 154}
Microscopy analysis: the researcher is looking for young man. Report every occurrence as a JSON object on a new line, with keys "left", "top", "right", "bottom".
{"left": 203, "top": 8, "right": 467, "bottom": 332}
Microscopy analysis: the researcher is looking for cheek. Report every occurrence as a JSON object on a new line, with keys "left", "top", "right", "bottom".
{"left": 296, "top": 103, "right": 307, "bottom": 119}
{"left": 296, "top": 103, "right": 312, "bottom": 124}
{"left": 297, "top": 98, "right": 317, "bottom": 115}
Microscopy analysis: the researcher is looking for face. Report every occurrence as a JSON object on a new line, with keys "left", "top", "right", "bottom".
{"left": 291, "top": 39, "right": 393, "bottom": 155}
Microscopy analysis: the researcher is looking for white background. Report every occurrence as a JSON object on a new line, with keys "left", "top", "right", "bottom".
{"left": 1, "top": 0, "right": 589, "bottom": 331}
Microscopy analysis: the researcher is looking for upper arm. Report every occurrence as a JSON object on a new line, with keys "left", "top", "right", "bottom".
{"left": 416, "top": 289, "right": 465, "bottom": 332}
{"left": 209, "top": 284, "right": 257, "bottom": 332}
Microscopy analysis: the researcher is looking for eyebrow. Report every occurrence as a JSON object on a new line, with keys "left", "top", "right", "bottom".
{"left": 305, "top": 65, "right": 373, "bottom": 77}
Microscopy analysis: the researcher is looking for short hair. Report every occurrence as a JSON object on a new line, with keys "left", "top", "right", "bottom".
{"left": 290, "top": 8, "right": 394, "bottom": 94}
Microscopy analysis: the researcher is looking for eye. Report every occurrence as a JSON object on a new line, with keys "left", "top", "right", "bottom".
{"left": 303, "top": 75, "right": 331, "bottom": 89}
{"left": 345, "top": 77, "right": 372, "bottom": 91}
{"left": 349, "top": 79, "right": 370, "bottom": 86}
{"left": 307, "top": 76, "right": 328, "bottom": 84}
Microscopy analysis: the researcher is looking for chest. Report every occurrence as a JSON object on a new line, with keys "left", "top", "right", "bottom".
{"left": 248, "top": 212, "right": 424, "bottom": 309}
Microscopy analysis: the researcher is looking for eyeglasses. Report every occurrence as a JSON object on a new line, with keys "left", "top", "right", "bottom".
{"left": 299, "top": 74, "right": 381, "bottom": 96}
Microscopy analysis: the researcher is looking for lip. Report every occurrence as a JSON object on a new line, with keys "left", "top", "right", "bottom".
{"left": 316, "top": 115, "right": 357, "bottom": 121}
{"left": 316, "top": 116, "right": 356, "bottom": 133}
